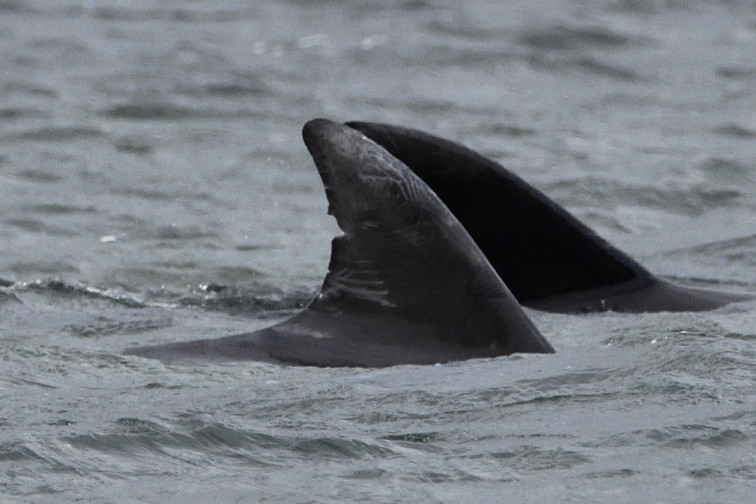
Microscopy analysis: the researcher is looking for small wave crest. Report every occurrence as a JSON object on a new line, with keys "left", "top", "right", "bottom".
{"left": 62, "top": 418, "right": 397, "bottom": 465}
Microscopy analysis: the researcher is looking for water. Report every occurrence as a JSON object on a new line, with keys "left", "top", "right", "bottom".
{"left": 1, "top": 0, "right": 755, "bottom": 502}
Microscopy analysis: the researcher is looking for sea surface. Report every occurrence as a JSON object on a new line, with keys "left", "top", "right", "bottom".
{"left": 1, "top": 1, "right": 755, "bottom": 502}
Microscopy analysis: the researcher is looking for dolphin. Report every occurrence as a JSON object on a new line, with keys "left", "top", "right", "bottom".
{"left": 346, "top": 121, "right": 752, "bottom": 313}
{"left": 125, "top": 119, "right": 555, "bottom": 367}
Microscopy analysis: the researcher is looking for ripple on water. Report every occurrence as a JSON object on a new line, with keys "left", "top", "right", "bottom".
{"left": 488, "top": 445, "right": 591, "bottom": 471}
{"left": 100, "top": 102, "right": 267, "bottom": 121}
{"left": 546, "top": 176, "right": 743, "bottom": 216}
{"left": 64, "top": 316, "right": 173, "bottom": 338}
{"left": 668, "top": 234, "right": 756, "bottom": 266}
{"left": 519, "top": 25, "right": 636, "bottom": 51}
{"left": 712, "top": 124, "right": 756, "bottom": 139}
{"left": 13, "top": 126, "right": 103, "bottom": 142}
{"left": 644, "top": 424, "right": 748, "bottom": 449}
{"left": 61, "top": 417, "right": 398, "bottom": 470}
{"left": 20, "top": 280, "right": 145, "bottom": 308}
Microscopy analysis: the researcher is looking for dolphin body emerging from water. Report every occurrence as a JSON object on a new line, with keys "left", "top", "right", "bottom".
{"left": 126, "top": 119, "right": 750, "bottom": 367}
{"left": 125, "top": 119, "right": 555, "bottom": 367}
{"left": 346, "top": 121, "right": 751, "bottom": 314}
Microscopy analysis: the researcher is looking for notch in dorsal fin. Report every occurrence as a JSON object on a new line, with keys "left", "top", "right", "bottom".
{"left": 301, "top": 119, "right": 554, "bottom": 355}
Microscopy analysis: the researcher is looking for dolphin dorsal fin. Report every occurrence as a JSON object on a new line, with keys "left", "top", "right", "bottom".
{"left": 301, "top": 119, "right": 554, "bottom": 355}
{"left": 346, "top": 122, "right": 653, "bottom": 305}
{"left": 122, "top": 120, "right": 556, "bottom": 367}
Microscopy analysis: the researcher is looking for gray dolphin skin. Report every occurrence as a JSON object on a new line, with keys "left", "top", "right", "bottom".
{"left": 346, "top": 121, "right": 752, "bottom": 313}
{"left": 125, "top": 119, "right": 555, "bottom": 367}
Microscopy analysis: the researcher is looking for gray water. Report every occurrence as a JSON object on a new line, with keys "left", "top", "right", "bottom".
{"left": 1, "top": 1, "right": 756, "bottom": 502}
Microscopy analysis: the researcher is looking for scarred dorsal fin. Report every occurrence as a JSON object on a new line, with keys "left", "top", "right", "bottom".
{"left": 301, "top": 119, "right": 553, "bottom": 355}
{"left": 347, "top": 121, "right": 751, "bottom": 313}
{"left": 125, "top": 119, "right": 554, "bottom": 366}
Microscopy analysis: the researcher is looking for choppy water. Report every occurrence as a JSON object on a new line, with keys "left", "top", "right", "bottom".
{"left": 1, "top": 1, "right": 755, "bottom": 502}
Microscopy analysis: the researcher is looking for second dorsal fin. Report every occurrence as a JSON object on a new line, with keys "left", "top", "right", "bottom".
{"left": 346, "top": 121, "right": 652, "bottom": 305}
